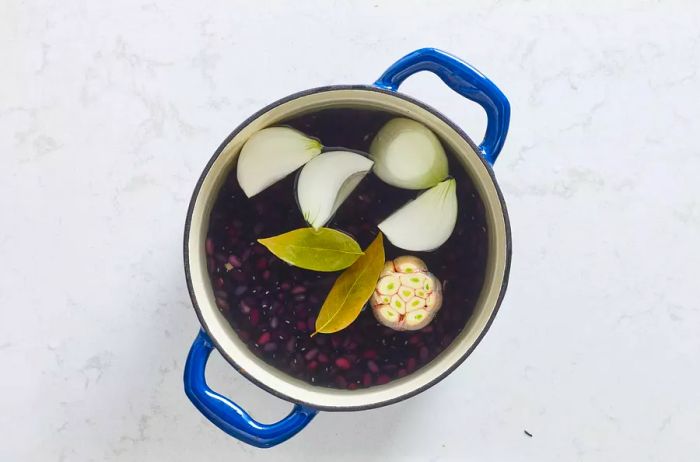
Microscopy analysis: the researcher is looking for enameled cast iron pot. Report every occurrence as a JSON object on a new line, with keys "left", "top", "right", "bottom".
{"left": 183, "top": 48, "right": 511, "bottom": 448}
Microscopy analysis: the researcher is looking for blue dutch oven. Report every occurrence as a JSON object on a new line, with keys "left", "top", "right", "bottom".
{"left": 183, "top": 48, "right": 511, "bottom": 448}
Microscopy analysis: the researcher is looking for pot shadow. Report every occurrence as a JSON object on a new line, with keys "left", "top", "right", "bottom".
{"left": 204, "top": 350, "right": 434, "bottom": 453}
{"left": 204, "top": 350, "right": 438, "bottom": 455}
{"left": 267, "top": 390, "right": 437, "bottom": 457}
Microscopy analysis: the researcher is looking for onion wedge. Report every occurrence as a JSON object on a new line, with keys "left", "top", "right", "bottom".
{"left": 296, "top": 151, "right": 373, "bottom": 229}
{"left": 378, "top": 178, "right": 457, "bottom": 251}
{"left": 369, "top": 118, "right": 448, "bottom": 190}
{"left": 237, "top": 127, "right": 322, "bottom": 197}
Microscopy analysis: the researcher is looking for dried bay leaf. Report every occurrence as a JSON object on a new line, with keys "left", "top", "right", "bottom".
{"left": 313, "top": 233, "right": 385, "bottom": 336}
{"left": 257, "top": 227, "right": 363, "bottom": 272}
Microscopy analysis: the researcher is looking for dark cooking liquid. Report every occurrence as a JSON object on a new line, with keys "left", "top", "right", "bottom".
{"left": 205, "top": 108, "right": 488, "bottom": 390}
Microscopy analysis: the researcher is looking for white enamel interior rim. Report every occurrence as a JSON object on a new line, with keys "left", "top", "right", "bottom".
{"left": 186, "top": 88, "right": 509, "bottom": 410}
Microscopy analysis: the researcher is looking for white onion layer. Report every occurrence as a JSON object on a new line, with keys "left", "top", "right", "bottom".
{"left": 378, "top": 178, "right": 458, "bottom": 251}
{"left": 369, "top": 118, "right": 449, "bottom": 190}
{"left": 237, "top": 127, "right": 322, "bottom": 198}
{"left": 296, "top": 151, "right": 373, "bottom": 229}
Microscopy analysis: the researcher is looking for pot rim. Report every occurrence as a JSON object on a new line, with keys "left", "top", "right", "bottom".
{"left": 183, "top": 84, "right": 512, "bottom": 411}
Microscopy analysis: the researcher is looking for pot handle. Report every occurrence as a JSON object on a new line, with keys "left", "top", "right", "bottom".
{"left": 183, "top": 330, "right": 318, "bottom": 448}
{"left": 374, "top": 48, "right": 510, "bottom": 165}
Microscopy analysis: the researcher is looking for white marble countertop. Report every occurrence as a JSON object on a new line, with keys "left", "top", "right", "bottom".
{"left": 2, "top": 1, "right": 699, "bottom": 461}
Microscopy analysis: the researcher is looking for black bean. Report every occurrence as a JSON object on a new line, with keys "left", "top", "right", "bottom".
{"left": 263, "top": 343, "right": 278, "bottom": 353}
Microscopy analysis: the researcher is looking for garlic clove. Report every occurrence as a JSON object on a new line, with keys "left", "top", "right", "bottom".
{"left": 399, "top": 273, "right": 427, "bottom": 290}
{"left": 380, "top": 260, "right": 395, "bottom": 277}
{"left": 424, "top": 273, "right": 440, "bottom": 293}
{"left": 403, "top": 309, "right": 434, "bottom": 330}
{"left": 398, "top": 287, "right": 415, "bottom": 302}
{"left": 405, "top": 296, "right": 426, "bottom": 313}
{"left": 372, "top": 292, "right": 391, "bottom": 306}
{"left": 426, "top": 286, "right": 443, "bottom": 312}
{"left": 376, "top": 275, "right": 400, "bottom": 295}
{"left": 393, "top": 255, "right": 428, "bottom": 274}
{"left": 374, "top": 305, "right": 402, "bottom": 330}
{"left": 296, "top": 150, "right": 373, "bottom": 229}
{"left": 237, "top": 127, "right": 322, "bottom": 198}
{"left": 390, "top": 294, "right": 406, "bottom": 314}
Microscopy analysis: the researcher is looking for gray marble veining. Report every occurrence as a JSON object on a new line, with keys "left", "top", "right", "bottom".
{"left": 1, "top": 1, "right": 699, "bottom": 461}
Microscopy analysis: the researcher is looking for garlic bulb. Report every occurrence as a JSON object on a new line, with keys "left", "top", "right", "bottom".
{"left": 371, "top": 256, "right": 443, "bottom": 331}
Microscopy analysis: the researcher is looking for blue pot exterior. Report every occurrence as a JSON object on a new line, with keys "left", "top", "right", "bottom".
{"left": 184, "top": 330, "right": 317, "bottom": 448}
{"left": 375, "top": 48, "right": 510, "bottom": 165}
{"left": 183, "top": 48, "right": 511, "bottom": 448}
